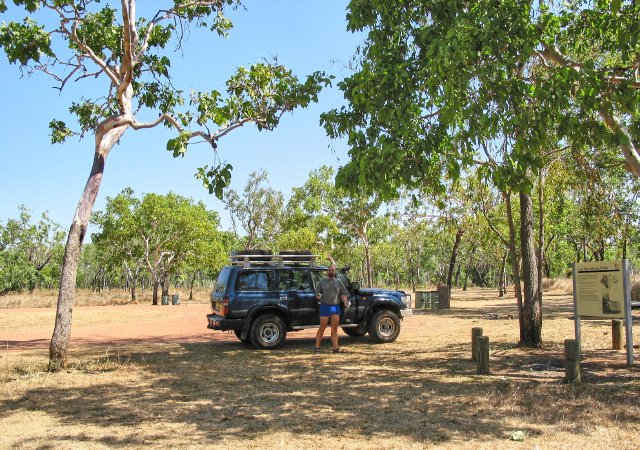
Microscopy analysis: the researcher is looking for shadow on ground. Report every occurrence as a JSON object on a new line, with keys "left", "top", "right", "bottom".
{"left": 3, "top": 332, "right": 640, "bottom": 448}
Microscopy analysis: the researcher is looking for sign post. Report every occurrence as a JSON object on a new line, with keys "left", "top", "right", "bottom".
{"left": 573, "top": 260, "right": 633, "bottom": 367}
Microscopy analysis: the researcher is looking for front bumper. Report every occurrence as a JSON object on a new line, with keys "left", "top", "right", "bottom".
{"left": 207, "top": 314, "right": 244, "bottom": 331}
{"left": 400, "top": 308, "right": 413, "bottom": 318}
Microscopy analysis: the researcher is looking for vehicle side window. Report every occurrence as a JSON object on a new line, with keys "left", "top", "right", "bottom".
{"left": 311, "top": 271, "right": 324, "bottom": 289}
{"left": 236, "top": 270, "right": 275, "bottom": 291}
{"left": 278, "top": 269, "right": 311, "bottom": 291}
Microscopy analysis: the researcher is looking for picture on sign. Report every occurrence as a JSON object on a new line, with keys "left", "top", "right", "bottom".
{"left": 574, "top": 260, "right": 625, "bottom": 318}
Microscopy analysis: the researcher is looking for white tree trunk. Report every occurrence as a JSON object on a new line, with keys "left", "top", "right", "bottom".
{"left": 49, "top": 124, "right": 128, "bottom": 368}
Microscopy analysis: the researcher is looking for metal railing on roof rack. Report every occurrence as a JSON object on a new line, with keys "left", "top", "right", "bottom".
{"left": 229, "top": 252, "right": 318, "bottom": 268}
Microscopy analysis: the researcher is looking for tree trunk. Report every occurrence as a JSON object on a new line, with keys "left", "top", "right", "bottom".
{"left": 519, "top": 192, "right": 542, "bottom": 348}
{"left": 131, "top": 269, "right": 138, "bottom": 302}
{"left": 152, "top": 278, "right": 160, "bottom": 305}
{"left": 498, "top": 251, "right": 507, "bottom": 297}
{"left": 189, "top": 272, "right": 196, "bottom": 301}
{"left": 504, "top": 191, "right": 524, "bottom": 343}
{"left": 161, "top": 274, "right": 170, "bottom": 297}
{"left": 362, "top": 235, "right": 373, "bottom": 288}
{"left": 537, "top": 173, "right": 544, "bottom": 305}
{"left": 49, "top": 124, "right": 127, "bottom": 368}
{"left": 446, "top": 227, "right": 464, "bottom": 288}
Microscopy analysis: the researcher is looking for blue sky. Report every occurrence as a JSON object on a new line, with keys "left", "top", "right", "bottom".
{"left": 0, "top": 1, "right": 362, "bottom": 232}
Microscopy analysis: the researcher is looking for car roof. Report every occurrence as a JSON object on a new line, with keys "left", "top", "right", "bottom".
{"left": 227, "top": 264, "right": 328, "bottom": 270}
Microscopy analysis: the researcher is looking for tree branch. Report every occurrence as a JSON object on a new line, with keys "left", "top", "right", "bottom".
{"left": 537, "top": 44, "right": 640, "bottom": 89}
{"left": 46, "top": 3, "right": 121, "bottom": 87}
{"left": 599, "top": 110, "right": 640, "bottom": 176}
{"left": 138, "top": 1, "right": 227, "bottom": 61}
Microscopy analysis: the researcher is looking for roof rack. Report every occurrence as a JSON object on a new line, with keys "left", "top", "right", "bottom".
{"left": 229, "top": 252, "right": 318, "bottom": 268}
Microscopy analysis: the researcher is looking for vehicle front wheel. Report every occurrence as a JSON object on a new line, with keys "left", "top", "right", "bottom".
{"left": 250, "top": 314, "right": 286, "bottom": 349}
{"left": 342, "top": 325, "right": 367, "bottom": 337}
{"left": 368, "top": 310, "right": 400, "bottom": 343}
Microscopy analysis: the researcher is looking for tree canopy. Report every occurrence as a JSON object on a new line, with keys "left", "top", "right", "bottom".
{"left": 322, "top": 0, "right": 640, "bottom": 197}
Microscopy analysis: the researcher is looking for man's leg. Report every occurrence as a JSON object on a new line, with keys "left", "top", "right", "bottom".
{"left": 315, "top": 315, "right": 329, "bottom": 348}
{"left": 330, "top": 313, "right": 340, "bottom": 349}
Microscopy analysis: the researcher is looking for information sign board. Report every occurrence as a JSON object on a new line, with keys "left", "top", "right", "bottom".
{"left": 574, "top": 260, "right": 625, "bottom": 318}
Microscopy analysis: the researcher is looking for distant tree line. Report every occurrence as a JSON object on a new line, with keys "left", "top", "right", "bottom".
{"left": 3, "top": 163, "right": 637, "bottom": 300}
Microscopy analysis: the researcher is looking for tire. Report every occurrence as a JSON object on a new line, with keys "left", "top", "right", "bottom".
{"left": 233, "top": 330, "right": 250, "bottom": 343}
{"left": 368, "top": 310, "right": 400, "bottom": 343}
{"left": 250, "top": 314, "right": 286, "bottom": 349}
{"left": 342, "top": 325, "right": 367, "bottom": 337}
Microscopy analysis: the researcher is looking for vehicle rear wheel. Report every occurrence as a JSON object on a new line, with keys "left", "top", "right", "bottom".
{"left": 342, "top": 325, "right": 367, "bottom": 337}
{"left": 233, "top": 330, "right": 250, "bottom": 343}
{"left": 368, "top": 310, "right": 400, "bottom": 343}
{"left": 250, "top": 314, "right": 286, "bottom": 349}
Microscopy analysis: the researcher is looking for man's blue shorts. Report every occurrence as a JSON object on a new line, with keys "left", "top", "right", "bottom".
{"left": 319, "top": 303, "right": 341, "bottom": 317}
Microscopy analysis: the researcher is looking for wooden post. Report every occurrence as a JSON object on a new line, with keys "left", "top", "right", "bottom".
{"left": 437, "top": 285, "right": 451, "bottom": 309}
{"left": 564, "top": 339, "right": 581, "bottom": 384}
{"left": 612, "top": 320, "right": 623, "bottom": 350}
{"left": 471, "top": 327, "right": 483, "bottom": 361}
{"left": 476, "top": 336, "right": 490, "bottom": 375}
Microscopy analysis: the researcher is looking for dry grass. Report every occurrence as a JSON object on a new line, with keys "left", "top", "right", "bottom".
{"left": 2, "top": 288, "right": 640, "bottom": 449}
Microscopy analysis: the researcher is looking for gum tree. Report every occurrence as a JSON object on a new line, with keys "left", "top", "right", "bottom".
{"left": 322, "top": 0, "right": 640, "bottom": 348}
{"left": 223, "top": 170, "right": 284, "bottom": 250}
{"left": 0, "top": 0, "right": 329, "bottom": 367}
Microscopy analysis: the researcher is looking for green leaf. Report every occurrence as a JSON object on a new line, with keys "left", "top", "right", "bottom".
{"left": 0, "top": 17, "right": 54, "bottom": 65}
{"left": 195, "top": 163, "right": 234, "bottom": 200}
{"left": 49, "top": 119, "right": 74, "bottom": 144}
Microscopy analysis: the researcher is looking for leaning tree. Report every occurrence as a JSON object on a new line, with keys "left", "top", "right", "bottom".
{"left": 0, "top": 0, "right": 329, "bottom": 367}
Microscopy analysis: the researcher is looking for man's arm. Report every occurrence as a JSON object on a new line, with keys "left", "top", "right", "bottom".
{"left": 339, "top": 280, "right": 349, "bottom": 306}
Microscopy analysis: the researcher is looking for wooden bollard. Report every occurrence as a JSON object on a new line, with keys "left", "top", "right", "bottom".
{"left": 612, "top": 320, "right": 623, "bottom": 350}
{"left": 564, "top": 339, "right": 581, "bottom": 384}
{"left": 437, "top": 285, "right": 451, "bottom": 309}
{"left": 471, "top": 327, "right": 483, "bottom": 361}
{"left": 476, "top": 335, "right": 490, "bottom": 375}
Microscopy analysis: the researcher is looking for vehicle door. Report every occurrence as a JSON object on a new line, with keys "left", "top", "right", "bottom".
{"left": 337, "top": 271, "right": 359, "bottom": 323}
{"left": 278, "top": 268, "right": 318, "bottom": 326}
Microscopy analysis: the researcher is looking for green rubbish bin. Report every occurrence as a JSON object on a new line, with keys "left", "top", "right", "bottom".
{"left": 172, "top": 294, "right": 180, "bottom": 305}
{"left": 161, "top": 295, "right": 169, "bottom": 305}
{"left": 415, "top": 290, "right": 439, "bottom": 309}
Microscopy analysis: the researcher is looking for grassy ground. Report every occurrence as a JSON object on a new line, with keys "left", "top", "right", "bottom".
{"left": 1, "top": 285, "right": 640, "bottom": 449}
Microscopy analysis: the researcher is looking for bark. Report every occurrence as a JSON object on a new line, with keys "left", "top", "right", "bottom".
{"left": 446, "top": 227, "right": 464, "bottom": 288}
{"left": 498, "top": 251, "right": 508, "bottom": 297}
{"left": 504, "top": 192, "right": 524, "bottom": 342}
{"left": 152, "top": 278, "right": 160, "bottom": 305}
{"left": 454, "top": 263, "right": 461, "bottom": 287}
{"left": 161, "top": 275, "right": 170, "bottom": 297}
{"left": 519, "top": 192, "right": 542, "bottom": 348}
{"left": 600, "top": 110, "right": 640, "bottom": 177}
{"left": 189, "top": 272, "right": 196, "bottom": 301}
{"left": 49, "top": 124, "right": 127, "bottom": 368}
{"left": 131, "top": 270, "right": 138, "bottom": 302}
{"left": 537, "top": 174, "right": 544, "bottom": 304}
{"left": 361, "top": 224, "right": 373, "bottom": 288}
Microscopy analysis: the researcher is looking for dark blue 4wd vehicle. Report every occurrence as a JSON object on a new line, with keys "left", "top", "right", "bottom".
{"left": 207, "top": 252, "right": 413, "bottom": 349}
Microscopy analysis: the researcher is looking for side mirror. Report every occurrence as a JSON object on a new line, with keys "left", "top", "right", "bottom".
{"left": 351, "top": 282, "right": 360, "bottom": 291}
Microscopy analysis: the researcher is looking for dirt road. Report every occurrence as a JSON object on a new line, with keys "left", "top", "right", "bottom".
{"left": 1, "top": 302, "right": 321, "bottom": 350}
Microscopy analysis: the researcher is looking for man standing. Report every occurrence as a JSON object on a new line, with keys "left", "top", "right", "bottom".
{"left": 314, "top": 265, "right": 349, "bottom": 353}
